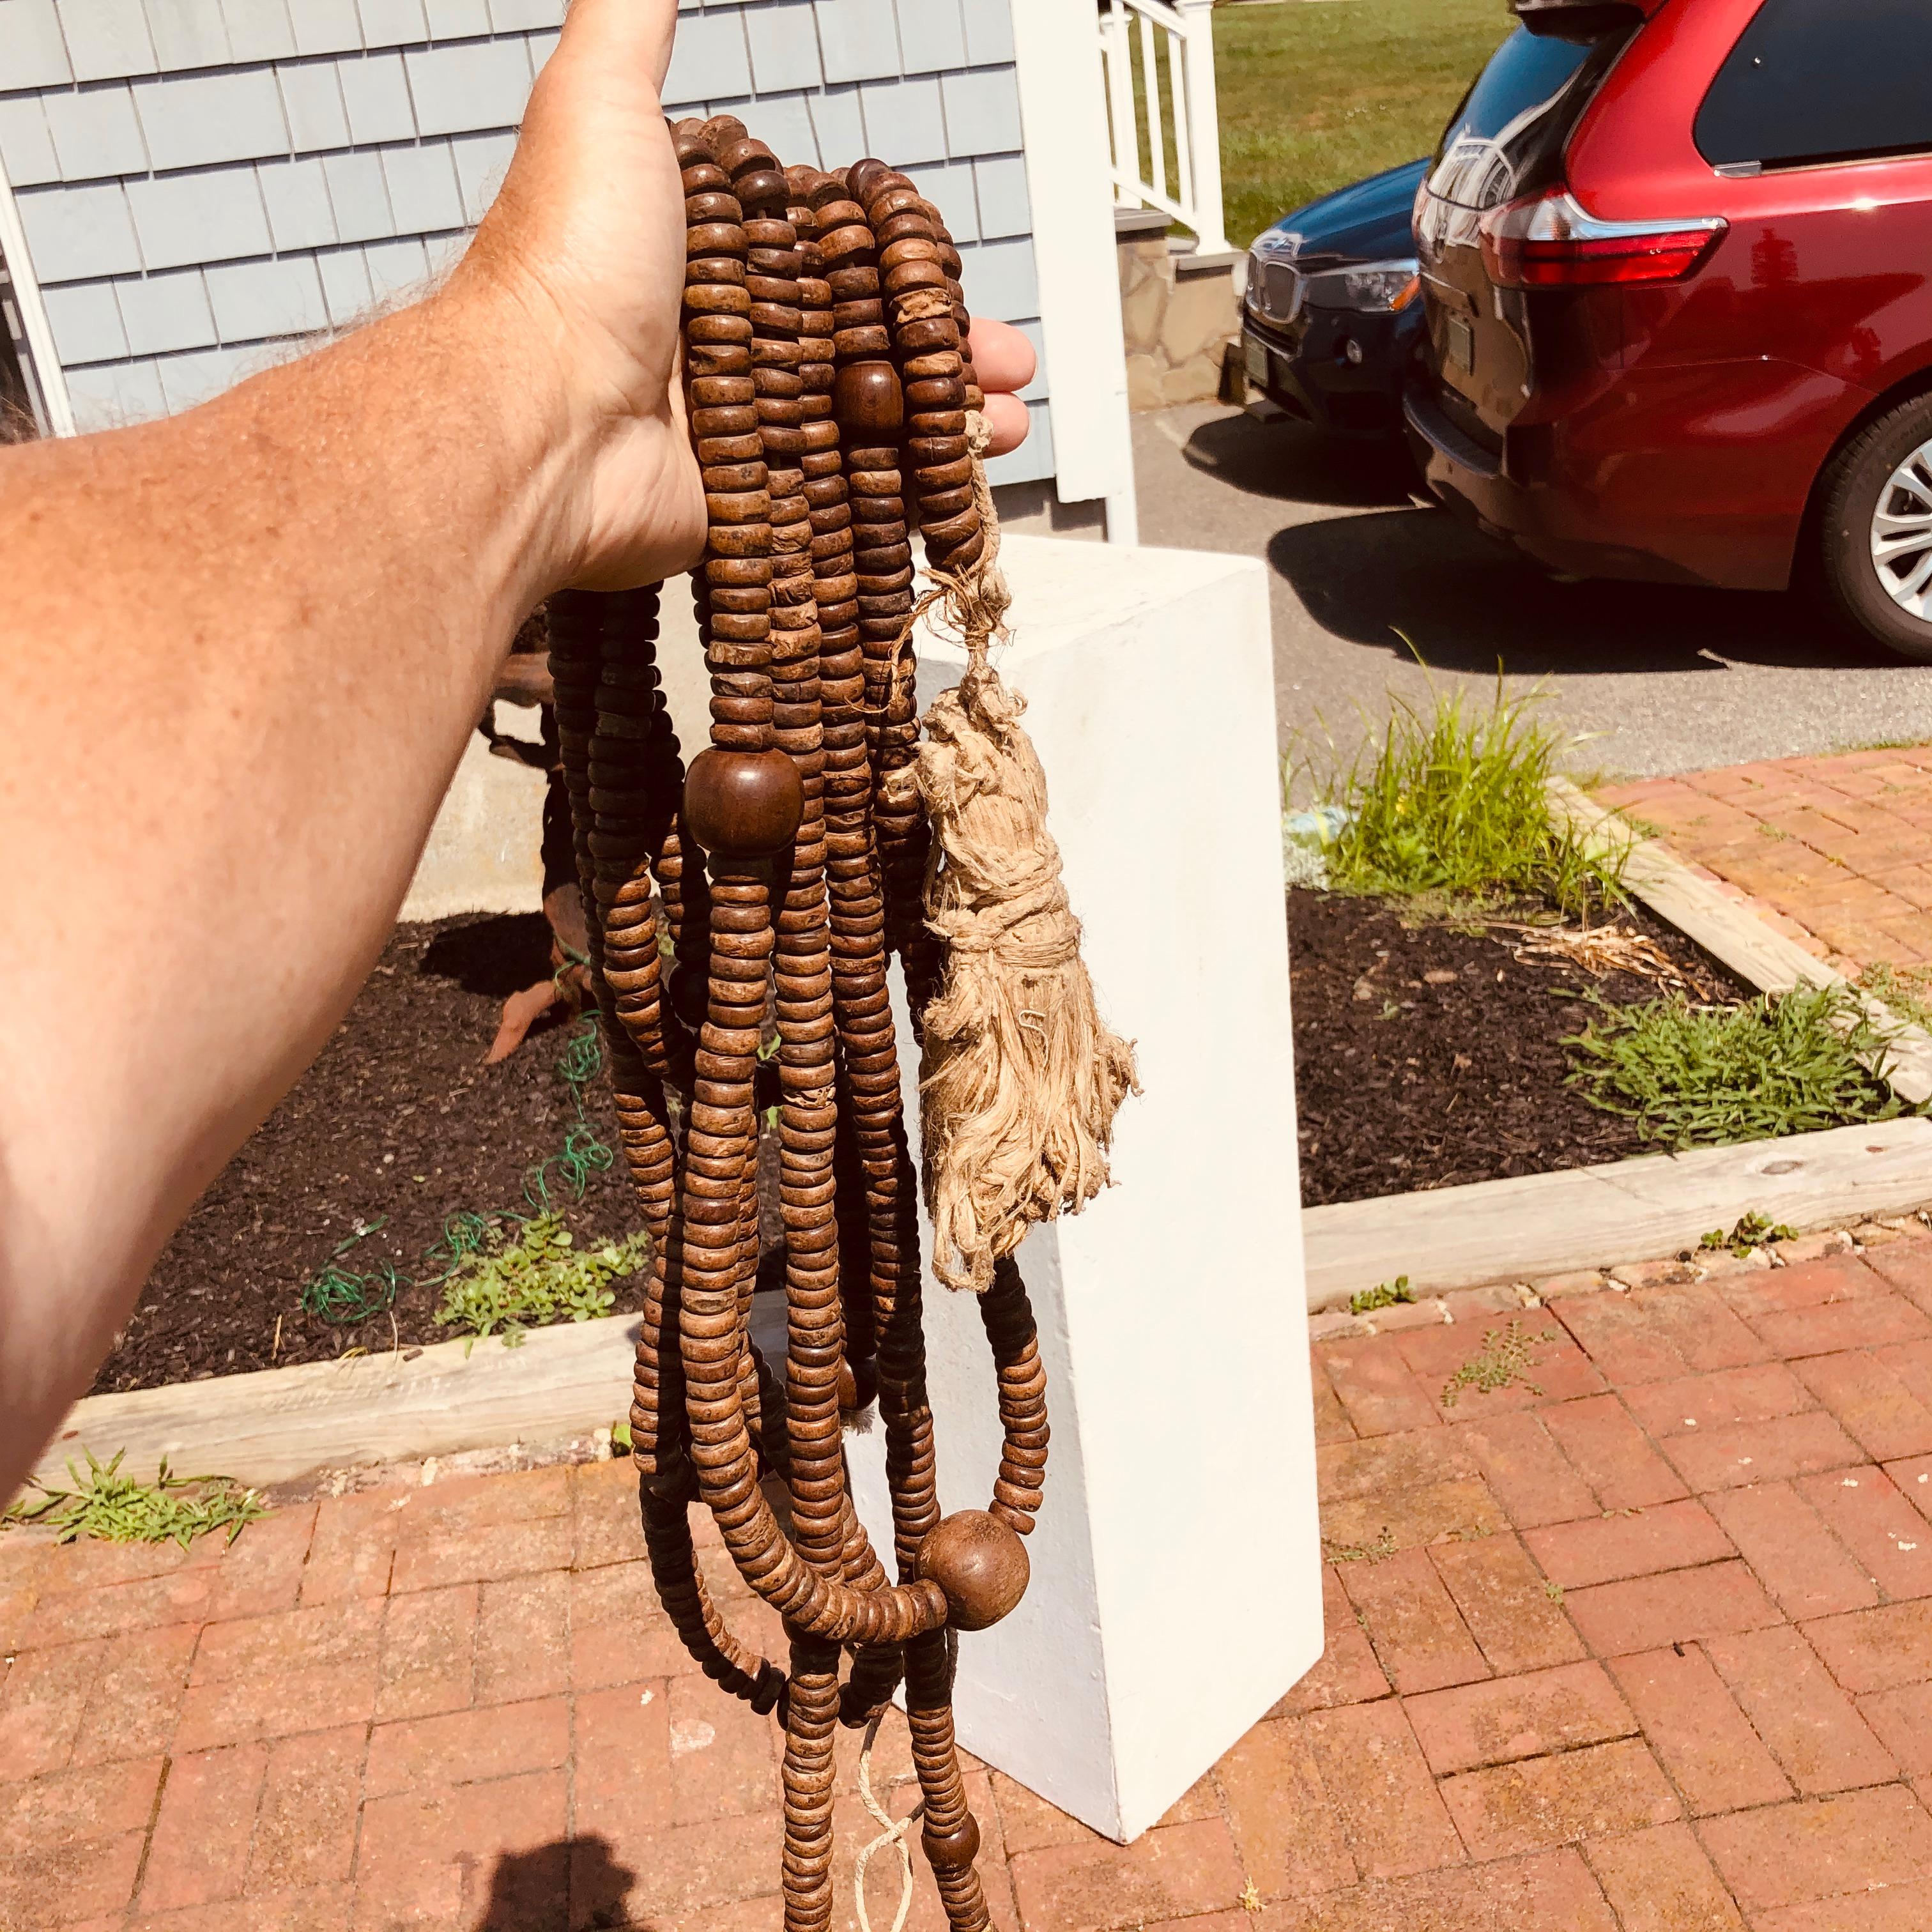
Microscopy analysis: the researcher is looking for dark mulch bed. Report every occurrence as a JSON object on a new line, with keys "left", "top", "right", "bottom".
{"left": 95, "top": 916, "right": 661, "bottom": 1395}
{"left": 1290, "top": 891, "right": 1752, "bottom": 1208}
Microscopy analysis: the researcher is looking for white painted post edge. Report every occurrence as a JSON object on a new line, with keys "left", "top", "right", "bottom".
{"left": 843, "top": 533, "right": 1319, "bottom": 1842}
{"left": 1010, "top": 0, "right": 1139, "bottom": 521}
{"left": 0, "top": 156, "right": 75, "bottom": 436}
{"left": 1176, "top": 0, "right": 1232, "bottom": 256}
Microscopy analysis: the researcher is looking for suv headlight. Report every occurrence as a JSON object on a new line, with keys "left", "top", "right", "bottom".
{"left": 1302, "top": 260, "right": 1422, "bottom": 312}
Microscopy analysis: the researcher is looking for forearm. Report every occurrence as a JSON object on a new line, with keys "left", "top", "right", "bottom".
{"left": 0, "top": 276, "right": 584, "bottom": 1476}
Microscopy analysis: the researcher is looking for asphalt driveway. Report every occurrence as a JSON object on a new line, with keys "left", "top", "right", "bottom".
{"left": 1134, "top": 401, "right": 1932, "bottom": 780}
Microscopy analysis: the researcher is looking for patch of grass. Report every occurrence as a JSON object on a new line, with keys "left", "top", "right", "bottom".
{"left": 1859, "top": 961, "right": 1932, "bottom": 1035}
{"left": 434, "top": 1212, "right": 652, "bottom": 1348}
{"left": 1215, "top": 0, "right": 1511, "bottom": 246}
{"left": 1351, "top": 1275, "right": 1415, "bottom": 1315}
{"left": 1307, "top": 680, "right": 1625, "bottom": 918}
{"left": 1699, "top": 1212, "right": 1798, "bottom": 1259}
{"left": 1324, "top": 1527, "right": 1399, "bottom": 1564}
{"left": 5, "top": 1449, "right": 265, "bottom": 1548}
{"left": 1568, "top": 983, "right": 1918, "bottom": 1149}
{"left": 1441, "top": 1321, "right": 1553, "bottom": 1406}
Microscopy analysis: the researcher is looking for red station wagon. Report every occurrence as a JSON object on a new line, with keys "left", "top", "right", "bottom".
{"left": 1407, "top": 0, "right": 1932, "bottom": 660}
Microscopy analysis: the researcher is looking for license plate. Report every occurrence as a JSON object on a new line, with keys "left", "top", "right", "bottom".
{"left": 1245, "top": 337, "right": 1268, "bottom": 385}
{"left": 1446, "top": 315, "right": 1476, "bottom": 376}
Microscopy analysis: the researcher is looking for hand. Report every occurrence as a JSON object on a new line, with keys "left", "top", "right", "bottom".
{"left": 452, "top": 0, "right": 1034, "bottom": 593}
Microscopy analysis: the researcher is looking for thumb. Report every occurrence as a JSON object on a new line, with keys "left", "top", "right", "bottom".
{"left": 556, "top": 0, "right": 679, "bottom": 96}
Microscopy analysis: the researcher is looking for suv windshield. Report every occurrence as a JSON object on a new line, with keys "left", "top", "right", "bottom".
{"left": 1428, "top": 19, "right": 1637, "bottom": 209}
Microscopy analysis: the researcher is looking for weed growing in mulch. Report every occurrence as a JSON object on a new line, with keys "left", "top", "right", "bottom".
{"left": 5, "top": 1450, "right": 264, "bottom": 1547}
{"left": 434, "top": 1213, "right": 652, "bottom": 1349}
{"left": 1301, "top": 679, "right": 1626, "bottom": 918}
{"left": 1567, "top": 983, "right": 1919, "bottom": 1149}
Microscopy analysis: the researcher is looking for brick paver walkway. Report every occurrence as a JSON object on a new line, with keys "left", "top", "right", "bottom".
{"left": 1599, "top": 745, "right": 1932, "bottom": 974}
{"left": 16, "top": 1229, "right": 1932, "bottom": 1928}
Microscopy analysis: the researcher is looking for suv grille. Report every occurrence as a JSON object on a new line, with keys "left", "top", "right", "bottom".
{"left": 1257, "top": 259, "right": 1305, "bottom": 326}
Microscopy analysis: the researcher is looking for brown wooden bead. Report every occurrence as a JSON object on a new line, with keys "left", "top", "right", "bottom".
{"left": 921, "top": 1814, "right": 981, "bottom": 1871}
{"left": 832, "top": 361, "right": 903, "bottom": 437}
{"left": 684, "top": 747, "right": 803, "bottom": 857}
{"left": 916, "top": 1511, "right": 1029, "bottom": 1631}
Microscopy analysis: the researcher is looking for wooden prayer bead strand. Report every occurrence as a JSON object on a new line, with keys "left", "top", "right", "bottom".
{"left": 907, "top": 1630, "right": 993, "bottom": 1932}
{"left": 979, "top": 1257, "right": 1049, "bottom": 1534}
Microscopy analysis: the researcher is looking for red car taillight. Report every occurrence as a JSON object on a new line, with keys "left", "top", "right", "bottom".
{"left": 1480, "top": 188, "right": 1726, "bottom": 289}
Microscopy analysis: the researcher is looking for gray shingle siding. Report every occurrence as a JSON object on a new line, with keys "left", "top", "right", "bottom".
{"left": 0, "top": 0, "right": 1048, "bottom": 486}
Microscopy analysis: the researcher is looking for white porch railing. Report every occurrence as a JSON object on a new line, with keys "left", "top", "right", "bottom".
{"left": 1098, "top": 0, "right": 1232, "bottom": 258}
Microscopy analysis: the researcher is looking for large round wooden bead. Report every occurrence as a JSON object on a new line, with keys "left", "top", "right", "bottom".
{"left": 921, "top": 1813, "right": 981, "bottom": 1872}
{"left": 834, "top": 360, "right": 903, "bottom": 437}
{"left": 684, "top": 747, "right": 804, "bottom": 857}
{"left": 917, "top": 1510, "right": 1029, "bottom": 1631}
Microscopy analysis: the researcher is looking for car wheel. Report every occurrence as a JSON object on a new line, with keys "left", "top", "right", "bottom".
{"left": 1818, "top": 394, "right": 1932, "bottom": 662}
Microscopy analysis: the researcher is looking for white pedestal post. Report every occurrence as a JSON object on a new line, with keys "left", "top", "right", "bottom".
{"left": 661, "top": 534, "right": 1321, "bottom": 1843}
{"left": 845, "top": 535, "right": 1321, "bottom": 1843}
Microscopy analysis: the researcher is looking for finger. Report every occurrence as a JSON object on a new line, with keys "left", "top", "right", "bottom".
{"left": 979, "top": 391, "right": 1030, "bottom": 457}
{"left": 557, "top": 0, "right": 679, "bottom": 95}
{"left": 969, "top": 318, "right": 1037, "bottom": 397}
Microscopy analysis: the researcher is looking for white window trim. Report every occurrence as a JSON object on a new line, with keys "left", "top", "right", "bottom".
{"left": 0, "top": 157, "right": 77, "bottom": 437}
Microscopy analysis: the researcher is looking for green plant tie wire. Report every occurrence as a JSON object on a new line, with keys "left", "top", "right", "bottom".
{"left": 300, "top": 1218, "right": 401, "bottom": 1325}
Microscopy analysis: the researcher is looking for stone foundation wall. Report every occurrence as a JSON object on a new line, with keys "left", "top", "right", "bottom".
{"left": 1117, "top": 212, "right": 1243, "bottom": 410}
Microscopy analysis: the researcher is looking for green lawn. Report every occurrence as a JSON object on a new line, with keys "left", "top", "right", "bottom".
{"left": 1215, "top": 0, "right": 1514, "bottom": 248}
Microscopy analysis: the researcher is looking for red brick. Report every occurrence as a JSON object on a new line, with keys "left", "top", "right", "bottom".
{"left": 570, "top": 1558, "right": 714, "bottom": 1689}
{"left": 26, "top": 1564, "right": 216, "bottom": 1644}
{"left": 202, "top": 1505, "right": 318, "bottom": 1621}
{"left": 1798, "top": 1467, "right": 1932, "bottom": 1599}
{"left": 568, "top": 1810, "right": 779, "bottom": 1928}
{"left": 352, "top": 1766, "right": 569, "bottom": 1929}
{"left": 1312, "top": 1365, "right": 1355, "bottom": 1444}
{"left": 188, "top": 1597, "right": 381, "bottom": 1686}
{"left": 1393, "top": 1321, "right": 1605, "bottom": 1418}
{"left": 248, "top": 1725, "right": 365, "bottom": 1891}
{"left": 1542, "top": 1397, "right": 1687, "bottom": 1510}
{"left": 1750, "top": 1875, "right": 1932, "bottom": 1932}
{"left": 1722, "top": 1255, "right": 1932, "bottom": 1358}
{"left": 1864, "top": 1238, "right": 1932, "bottom": 1318}
{"left": 1700, "top": 1786, "right": 1932, "bottom": 1912}
{"left": 0, "top": 1754, "right": 163, "bottom": 1857}
{"left": 1271, "top": 1567, "right": 1388, "bottom": 1715}
{"left": 1793, "top": 1351, "right": 1932, "bottom": 1460}
{"left": 1319, "top": 1337, "right": 1442, "bottom": 1438}
{"left": 1007, "top": 1817, "right": 1245, "bottom": 1932}
{"left": 1553, "top": 1285, "right": 1768, "bottom": 1386}
{"left": 1452, "top": 1413, "right": 1597, "bottom": 1528}
{"left": 1404, "top": 1660, "right": 1635, "bottom": 1776}
{"left": 68, "top": 1622, "right": 195, "bottom": 1767}
{"left": 1300, "top": 1700, "right": 1463, "bottom": 1880}
{"left": 1706, "top": 1482, "right": 1880, "bottom": 1618}
{"left": 1438, "top": 1737, "right": 1678, "bottom": 1859}
{"left": 571, "top": 1453, "right": 645, "bottom": 1570}
{"left": 1319, "top": 1429, "right": 1479, "bottom": 1503}
{"left": 1804, "top": 1599, "right": 1932, "bottom": 1693}
{"left": 298, "top": 1490, "right": 403, "bottom": 1605}
{"left": 1605, "top": 1646, "right": 1790, "bottom": 1814}
{"left": 574, "top": 1678, "right": 675, "bottom": 1844}
{"left": 1215, "top": 1717, "right": 1355, "bottom": 1897}
{"left": 1890, "top": 1452, "right": 1932, "bottom": 1522}
{"left": 174, "top": 1656, "right": 378, "bottom": 1754}
{"left": 0, "top": 1827, "right": 145, "bottom": 1926}
{"left": 396, "top": 1464, "right": 572, "bottom": 1537}
{"left": 375, "top": 1581, "right": 476, "bottom": 1721}
{"left": 1524, "top": 1499, "right": 1732, "bottom": 1590}
{"left": 1564, "top": 1560, "right": 1781, "bottom": 1655}
{"left": 387, "top": 1512, "right": 572, "bottom": 1595}
{"left": 474, "top": 1570, "right": 569, "bottom": 1707}
{"left": 668, "top": 1662, "right": 779, "bottom": 1825}
{"left": 1255, "top": 1848, "right": 1617, "bottom": 1932}
{"left": 126, "top": 1883, "right": 353, "bottom": 1932}
{"left": 1321, "top": 1478, "right": 1507, "bottom": 1561}
{"left": 1429, "top": 1535, "right": 1584, "bottom": 1673}
{"left": 1857, "top": 1682, "right": 1932, "bottom": 1774}
{"left": 139, "top": 1742, "right": 269, "bottom": 1911}
{"left": 1662, "top": 1411, "right": 1864, "bottom": 1492}
{"left": 1336, "top": 1549, "right": 1489, "bottom": 1696}
{"left": 1583, "top": 1821, "right": 1745, "bottom": 1932}
{"left": 0, "top": 1637, "right": 106, "bottom": 1777}
{"left": 1621, "top": 1361, "right": 1814, "bottom": 1438}
{"left": 1705, "top": 1624, "right": 1896, "bottom": 1793}
{"left": 364, "top": 1692, "right": 571, "bottom": 1800}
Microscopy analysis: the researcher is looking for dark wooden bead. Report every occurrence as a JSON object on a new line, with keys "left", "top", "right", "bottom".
{"left": 917, "top": 1511, "right": 1029, "bottom": 1631}
{"left": 832, "top": 362, "right": 903, "bottom": 437}
{"left": 684, "top": 747, "right": 803, "bottom": 857}
{"left": 847, "top": 157, "right": 892, "bottom": 203}
{"left": 921, "top": 1814, "right": 981, "bottom": 1871}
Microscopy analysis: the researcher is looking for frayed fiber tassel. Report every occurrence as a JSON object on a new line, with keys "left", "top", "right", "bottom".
{"left": 884, "top": 418, "right": 1140, "bottom": 1293}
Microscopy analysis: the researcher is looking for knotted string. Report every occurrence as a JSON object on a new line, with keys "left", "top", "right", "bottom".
{"left": 853, "top": 1709, "right": 924, "bottom": 1932}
